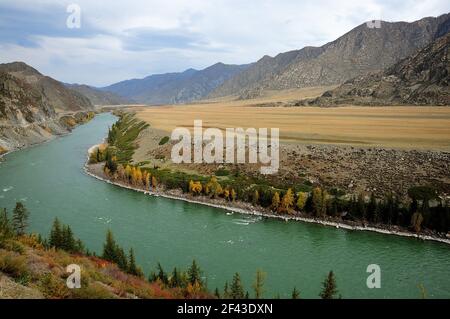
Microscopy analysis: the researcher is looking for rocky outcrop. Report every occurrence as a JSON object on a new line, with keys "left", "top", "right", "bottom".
{"left": 298, "top": 33, "right": 450, "bottom": 106}
{"left": 0, "top": 62, "right": 94, "bottom": 153}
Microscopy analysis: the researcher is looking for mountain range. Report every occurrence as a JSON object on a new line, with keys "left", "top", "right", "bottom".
{"left": 209, "top": 13, "right": 450, "bottom": 99}
{"left": 298, "top": 32, "right": 450, "bottom": 106}
{"left": 102, "top": 62, "right": 250, "bottom": 104}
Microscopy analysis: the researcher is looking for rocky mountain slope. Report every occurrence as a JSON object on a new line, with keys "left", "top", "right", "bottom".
{"left": 66, "top": 84, "right": 133, "bottom": 106}
{"left": 103, "top": 62, "right": 250, "bottom": 105}
{"left": 299, "top": 33, "right": 450, "bottom": 106}
{"left": 210, "top": 13, "right": 450, "bottom": 99}
{"left": 0, "top": 62, "right": 94, "bottom": 153}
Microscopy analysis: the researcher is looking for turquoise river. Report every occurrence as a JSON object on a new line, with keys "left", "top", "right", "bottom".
{"left": 0, "top": 113, "right": 449, "bottom": 298}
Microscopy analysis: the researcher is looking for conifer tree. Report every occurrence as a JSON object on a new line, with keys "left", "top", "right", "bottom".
{"left": 223, "top": 281, "right": 230, "bottom": 298}
{"left": 292, "top": 287, "right": 300, "bottom": 299}
{"left": 188, "top": 259, "right": 203, "bottom": 286}
{"left": 214, "top": 287, "right": 221, "bottom": 299}
{"left": 12, "top": 202, "right": 29, "bottom": 236}
{"left": 319, "top": 271, "right": 339, "bottom": 299}
{"left": 0, "top": 208, "right": 13, "bottom": 243}
{"left": 170, "top": 267, "right": 182, "bottom": 288}
{"left": 128, "top": 248, "right": 143, "bottom": 277}
{"left": 230, "top": 272, "right": 245, "bottom": 299}
{"left": 102, "top": 229, "right": 118, "bottom": 262}
{"left": 49, "top": 218, "right": 62, "bottom": 248}
{"left": 157, "top": 262, "right": 168, "bottom": 284}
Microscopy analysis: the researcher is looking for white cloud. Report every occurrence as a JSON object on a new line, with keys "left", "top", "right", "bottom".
{"left": 0, "top": 0, "right": 448, "bottom": 86}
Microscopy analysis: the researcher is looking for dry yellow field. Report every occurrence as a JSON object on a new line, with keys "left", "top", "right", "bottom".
{"left": 132, "top": 102, "right": 450, "bottom": 151}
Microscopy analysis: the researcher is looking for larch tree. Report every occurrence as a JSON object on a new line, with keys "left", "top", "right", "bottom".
{"left": 252, "top": 269, "right": 266, "bottom": 299}
{"left": 296, "top": 192, "right": 308, "bottom": 211}
{"left": 271, "top": 192, "right": 280, "bottom": 212}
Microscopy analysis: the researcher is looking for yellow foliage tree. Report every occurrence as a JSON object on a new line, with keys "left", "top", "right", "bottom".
{"left": 223, "top": 189, "right": 230, "bottom": 200}
{"left": 231, "top": 189, "right": 237, "bottom": 202}
{"left": 312, "top": 187, "right": 328, "bottom": 217}
{"left": 296, "top": 192, "right": 308, "bottom": 211}
{"left": 271, "top": 192, "right": 280, "bottom": 211}
{"left": 253, "top": 190, "right": 259, "bottom": 206}
{"left": 151, "top": 175, "right": 157, "bottom": 188}
{"left": 206, "top": 176, "right": 222, "bottom": 198}
{"left": 280, "top": 188, "right": 295, "bottom": 214}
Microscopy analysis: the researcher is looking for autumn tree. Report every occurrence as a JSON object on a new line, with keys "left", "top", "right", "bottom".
{"left": 271, "top": 192, "right": 280, "bottom": 211}
{"left": 280, "top": 188, "right": 295, "bottom": 214}
{"left": 151, "top": 175, "right": 158, "bottom": 189}
{"left": 252, "top": 269, "right": 266, "bottom": 299}
{"left": 312, "top": 187, "right": 328, "bottom": 217}
{"left": 411, "top": 211, "right": 424, "bottom": 233}
{"left": 296, "top": 192, "right": 308, "bottom": 211}
{"left": 12, "top": 202, "right": 29, "bottom": 236}
{"left": 206, "top": 176, "right": 223, "bottom": 198}
{"left": 320, "top": 271, "right": 339, "bottom": 299}
{"left": 253, "top": 190, "right": 260, "bottom": 206}
{"left": 231, "top": 189, "right": 237, "bottom": 202}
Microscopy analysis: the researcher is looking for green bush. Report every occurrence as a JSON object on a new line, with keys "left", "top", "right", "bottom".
{"left": 159, "top": 136, "right": 170, "bottom": 145}
{"left": 215, "top": 169, "right": 230, "bottom": 176}
{"left": 0, "top": 253, "right": 29, "bottom": 281}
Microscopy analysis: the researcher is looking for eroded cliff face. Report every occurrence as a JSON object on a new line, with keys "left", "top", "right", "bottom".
{"left": 0, "top": 62, "right": 94, "bottom": 154}
{"left": 298, "top": 33, "right": 450, "bottom": 106}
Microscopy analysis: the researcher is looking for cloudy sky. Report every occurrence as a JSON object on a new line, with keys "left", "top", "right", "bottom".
{"left": 0, "top": 0, "right": 448, "bottom": 86}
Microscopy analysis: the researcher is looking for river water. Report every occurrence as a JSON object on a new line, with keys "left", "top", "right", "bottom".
{"left": 0, "top": 113, "right": 449, "bottom": 298}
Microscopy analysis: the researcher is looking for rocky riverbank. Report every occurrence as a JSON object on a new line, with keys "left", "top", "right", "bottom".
{"left": 84, "top": 162, "right": 450, "bottom": 246}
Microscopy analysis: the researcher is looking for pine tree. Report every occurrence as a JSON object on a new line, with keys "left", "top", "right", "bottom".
{"left": 252, "top": 269, "right": 266, "bottom": 299}
{"left": 230, "top": 272, "right": 245, "bottom": 299}
{"left": 319, "top": 271, "right": 338, "bottom": 299}
{"left": 157, "top": 262, "right": 168, "bottom": 284}
{"left": 170, "top": 267, "right": 182, "bottom": 288}
{"left": 102, "top": 229, "right": 118, "bottom": 262}
{"left": 62, "top": 225, "right": 76, "bottom": 252}
{"left": 115, "top": 247, "right": 128, "bottom": 271}
{"left": 223, "top": 281, "right": 230, "bottom": 298}
{"left": 292, "top": 287, "right": 300, "bottom": 299}
{"left": 49, "top": 218, "right": 62, "bottom": 249}
{"left": 0, "top": 208, "right": 13, "bottom": 243}
{"left": 12, "top": 202, "right": 29, "bottom": 236}
{"left": 127, "top": 248, "right": 143, "bottom": 277}
{"left": 214, "top": 287, "right": 221, "bottom": 299}
{"left": 188, "top": 259, "right": 203, "bottom": 286}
